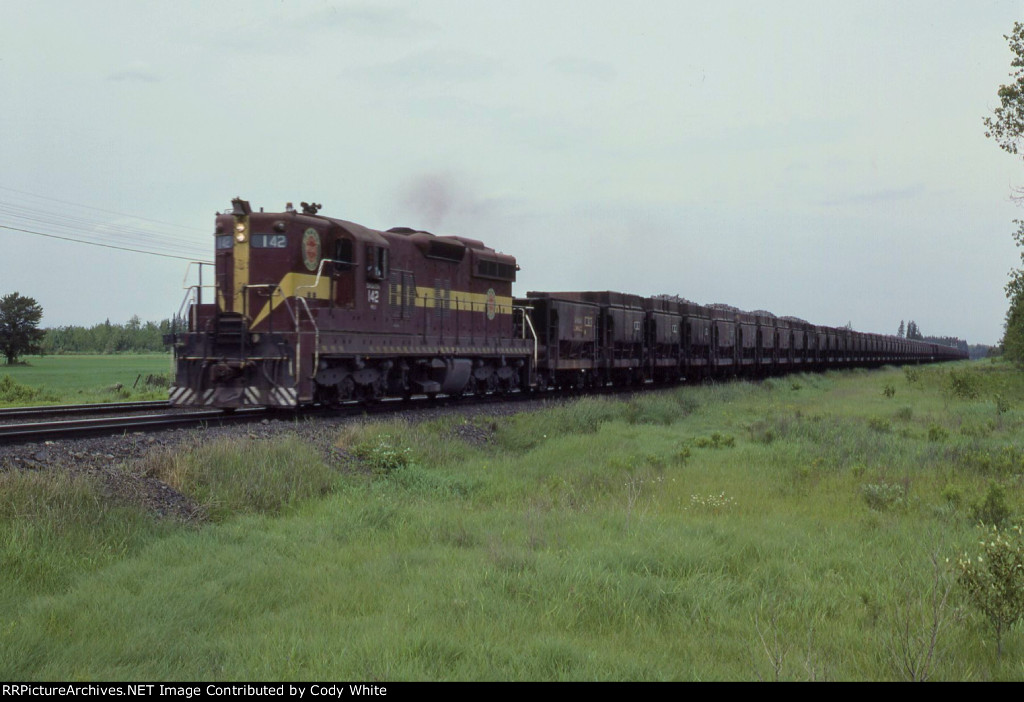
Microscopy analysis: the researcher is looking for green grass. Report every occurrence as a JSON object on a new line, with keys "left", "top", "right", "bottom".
{"left": 0, "top": 354, "right": 171, "bottom": 406}
{"left": 2, "top": 360, "right": 1024, "bottom": 679}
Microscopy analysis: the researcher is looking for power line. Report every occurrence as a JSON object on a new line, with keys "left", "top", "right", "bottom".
{"left": 0, "top": 204, "right": 210, "bottom": 258}
{"left": 0, "top": 184, "right": 207, "bottom": 233}
{"left": 2, "top": 224, "right": 212, "bottom": 263}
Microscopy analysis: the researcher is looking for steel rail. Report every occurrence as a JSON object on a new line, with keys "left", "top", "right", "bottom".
{"left": 0, "top": 379, "right": 674, "bottom": 446}
{"left": 0, "top": 408, "right": 273, "bottom": 444}
{"left": 0, "top": 401, "right": 171, "bottom": 420}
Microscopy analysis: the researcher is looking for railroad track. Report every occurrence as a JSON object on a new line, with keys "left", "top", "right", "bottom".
{"left": 0, "top": 400, "right": 170, "bottom": 421}
{"left": 0, "top": 393, "right": 520, "bottom": 445}
{"left": 0, "top": 407, "right": 278, "bottom": 444}
{"left": 0, "top": 381, "right": 659, "bottom": 446}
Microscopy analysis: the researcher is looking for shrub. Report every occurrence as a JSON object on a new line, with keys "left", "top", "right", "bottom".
{"left": 957, "top": 524, "right": 1024, "bottom": 658}
{"left": 747, "top": 419, "right": 778, "bottom": 444}
{"left": 351, "top": 433, "right": 413, "bottom": 472}
{"left": 0, "top": 375, "right": 57, "bottom": 404}
{"left": 861, "top": 482, "right": 906, "bottom": 511}
{"left": 941, "top": 483, "right": 964, "bottom": 509}
{"left": 690, "top": 432, "right": 735, "bottom": 449}
{"left": 882, "top": 383, "right": 896, "bottom": 399}
{"left": 995, "top": 393, "right": 1011, "bottom": 415}
{"left": 947, "top": 369, "right": 980, "bottom": 400}
{"left": 952, "top": 445, "right": 1024, "bottom": 476}
{"left": 927, "top": 425, "right": 948, "bottom": 443}
{"left": 904, "top": 366, "right": 921, "bottom": 383}
{"left": 971, "top": 482, "right": 1012, "bottom": 528}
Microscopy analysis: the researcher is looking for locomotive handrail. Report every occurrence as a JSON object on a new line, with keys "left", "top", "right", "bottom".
{"left": 239, "top": 282, "right": 308, "bottom": 384}
{"left": 240, "top": 283, "right": 299, "bottom": 331}
{"left": 514, "top": 305, "right": 539, "bottom": 366}
{"left": 174, "top": 285, "right": 207, "bottom": 336}
{"left": 181, "top": 261, "right": 215, "bottom": 306}
{"left": 293, "top": 296, "right": 317, "bottom": 376}
{"left": 175, "top": 286, "right": 200, "bottom": 322}
{"left": 293, "top": 261, "right": 335, "bottom": 386}
{"left": 180, "top": 261, "right": 215, "bottom": 288}
{"left": 293, "top": 258, "right": 346, "bottom": 383}
{"left": 296, "top": 258, "right": 342, "bottom": 300}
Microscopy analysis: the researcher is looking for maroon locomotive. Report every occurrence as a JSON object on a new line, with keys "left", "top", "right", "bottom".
{"left": 168, "top": 199, "right": 534, "bottom": 408}
{"left": 167, "top": 198, "right": 968, "bottom": 409}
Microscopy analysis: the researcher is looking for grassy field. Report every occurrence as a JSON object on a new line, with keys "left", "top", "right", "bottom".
{"left": 1, "top": 360, "right": 1023, "bottom": 680}
{"left": 0, "top": 354, "right": 171, "bottom": 405}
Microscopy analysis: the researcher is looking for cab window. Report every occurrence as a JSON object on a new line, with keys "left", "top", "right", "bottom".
{"left": 334, "top": 238, "right": 354, "bottom": 266}
{"left": 366, "top": 245, "right": 389, "bottom": 280}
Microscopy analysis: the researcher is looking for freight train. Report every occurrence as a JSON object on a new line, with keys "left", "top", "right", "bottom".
{"left": 166, "top": 198, "right": 967, "bottom": 409}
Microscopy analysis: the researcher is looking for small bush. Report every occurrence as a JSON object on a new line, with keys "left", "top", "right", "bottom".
{"left": 952, "top": 445, "right": 1024, "bottom": 476}
{"left": 861, "top": 482, "right": 906, "bottom": 511}
{"left": 947, "top": 369, "right": 980, "bottom": 400}
{"left": 882, "top": 383, "right": 896, "bottom": 399}
{"left": 941, "top": 483, "right": 964, "bottom": 508}
{"left": 995, "top": 393, "right": 1011, "bottom": 415}
{"left": 957, "top": 524, "right": 1024, "bottom": 657}
{"left": 894, "top": 406, "right": 913, "bottom": 422}
{"left": 690, "top": 432, "right": 735, "bottom": 449}
{"left": 0, "top": 375, "right": 58, "bottom": 404}
{"left": 904, "top": 366, "right": 921, "bottom": 383}
{"left": 747, "top": 419, "right": 777, "bottom": 444}
{"left": 971, "top": 482, "right": 1012, "bottom": 528}
{"left": 351, "top": 434, "right": 413, "bottom": 472}
{"left": 927, "top": 425, "right": 948, "bottom": 442}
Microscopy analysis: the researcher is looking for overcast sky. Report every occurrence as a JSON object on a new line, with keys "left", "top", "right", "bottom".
{"left": 2, "top": 0, "right": 1023, "bottom": 344}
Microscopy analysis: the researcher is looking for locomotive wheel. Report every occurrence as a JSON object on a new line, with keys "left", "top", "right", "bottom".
{"left": 534, "top": 373, "right": 548, "bottom": 391}
{"left": 338, "top": 376, "right": 355, "bottom": 401}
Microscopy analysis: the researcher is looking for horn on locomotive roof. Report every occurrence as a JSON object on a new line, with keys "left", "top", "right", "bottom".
{"left": 301, "top": 202, "right": 322, "bottom": 215}
{"left": 231, "top": 197, "right": 252, "bottom": 216}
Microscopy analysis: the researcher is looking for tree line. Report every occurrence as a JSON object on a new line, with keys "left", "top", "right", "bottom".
{"left": 43, "top": 316, "right": 173, "bottom": 355}
{"left": 896, "top": 318, "right": 970, "bottom": 354}
{"left": 2, "top": 291, "right": 173, "bottom": 363}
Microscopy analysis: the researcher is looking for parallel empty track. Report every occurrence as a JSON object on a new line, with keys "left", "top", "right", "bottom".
{"left": 0, "top": 407, "right": 273, "bottom": 444}
{"left": 0, "top": 400, "right": 169, "bottom": 422}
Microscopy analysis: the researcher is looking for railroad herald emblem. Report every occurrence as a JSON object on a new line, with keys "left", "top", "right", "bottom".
{"left": 302, "top": 228, "right": 320, "bottom": 271}
{"left": 485, "top": 288, "right": 497, "bottom": 320}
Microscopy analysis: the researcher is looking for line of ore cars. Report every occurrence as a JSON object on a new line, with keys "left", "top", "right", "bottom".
{"left": 166, "top": 199, "right": 967, "bottom": 409}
